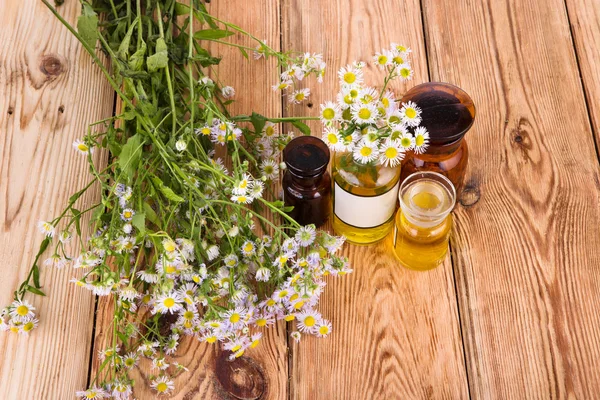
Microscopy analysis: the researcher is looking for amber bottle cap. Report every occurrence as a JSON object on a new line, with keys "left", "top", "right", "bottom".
{"left": 401, "top": 82, "right": 476, "bottom": 145}
{"left": 283, "top": 136, "right": 330, "bottom": 178}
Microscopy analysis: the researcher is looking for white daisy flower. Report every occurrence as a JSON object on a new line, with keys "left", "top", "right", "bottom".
{"left": 137, "top": 270, "right": 159, "bottom": 283}
{"left": 322, "top": 127, "right": 343, "bottom": 151}
{"left": 390, "top": 49, "right": 408, "bottom": 66}
{"left": 358, "top": 87, "right": 379, "bottom": 104}
{"left": 391, "top": 42, "right": 412, "bottom": 55}
{"left": 253, "top": 40, "right": 267, "bottom": 59}
{"left": 353, "top": 140, "right": 379, "bottom": 164}
{"left": 373, "top": 50, "right": 392, "bottom": 69}
{"left": 250, "top": 332, "right": 263, "bottom": 348}
{"left": 37, "top": 220, "right": 55, "bottom": 237}
{"left": 224, "top": 254, "right": 239, "bottom": 268}
{"left": 319, "top": 101, "right": 341, "bottom": 124}
{"left": 400, "top": 101, "right": 422, "bottom": 127}
{"left": 162, "top": 238, "right": 177, "bottom": 253}
{"left": 413, "top": 126, "right": 430, "bottom": 154}
{"left": 112, "top": 381, "right": 132, "bottom": 399}
{"left": 249, "top": 180, "right": 264, "bottom": 198}
{"left": 399, "top": 132, "right": 415, "bottom": 150}
{"left": 76, "top": 386, "right": 108, "bottom": 399}
{"left": 255, "top": 267, "right": 271, "bottom": 282}
{"left": 151, "top": 376, "right": 175, "bottom": 395}
{"left": 289, "top": 88, "right": 310, "bottom": 104}
{"left": 195, "top": 124, "right": 212, "bottom": 136}
{"left": 396, "top": 63, "right": 414, "bottom": 80}
{"left": 315, "top": 320, "right": 332, "bottom": 337}
{"left": 241, "top": 240, "right": 256, "bottom": 257}
{"left": 379, "top": 139, "right": 405, "bottom": 167}
{"left": 233, "top": 173, "right": 252, "bottom": 195}
{"left": 338, "top": 64, "right": 364, "bottom": 86}
{"left": 72, "top": 139, "right": 94, "bottom": 155}
{"left": 10, "top": 300, "right": 35, "bottom": 322}
{"left": 221, "top": 85, "right": 235, "bottom": 99}
{"left": 260, "top": 159, "right": 279, "bottom": 180}
{"left": 263, "top": 121, "right": 278, "bottom": 138}
{"left": 272, "top": 80, "right": 293, "bottom": 91}
{"left": 207, "top": 244, "right": 220, "bottom": 261}
{"left": 153, "top": 291, "right": 184, "bottom": 314}
{"left": 231, "top": 194, "right": 253, "bottom": 204}
{"left": 222, "top": 306, "right": 247, "bottom": 325}
{"left": 351, "top": 102, "right": 379, "bottom": 125}
{"left": 380, "top": 90, "right": 397, "bottom": 112}
{"left": 295, "top": 225, "right": 316, "bottom": 247}
{"left": 120, "top": 208, "right": 135, "bottom": 221}
{"left": 290, "top": 331, "right": 302, "bottom": 343}
{"left": 58, "top": 230, "right": 72, "bottom": 244}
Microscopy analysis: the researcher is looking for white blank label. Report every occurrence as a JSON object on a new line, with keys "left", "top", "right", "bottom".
{"left": 334, "top": 181, "right": 400, "bottom": 228}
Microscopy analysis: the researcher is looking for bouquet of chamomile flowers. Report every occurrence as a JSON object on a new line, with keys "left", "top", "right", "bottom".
{"left": 2, "top": 1, "right": 348, "bottom": 398}
{"left": 319, "top": 43, "right": 429, "bottom": 167}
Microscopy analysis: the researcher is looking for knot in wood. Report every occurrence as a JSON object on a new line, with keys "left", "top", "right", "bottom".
{"left": 459, "top": 182, "right": 480, "bottom": 207}
{"left": 40, "top": 54, "right": 64, "bottom": 77}
{"left": 215, "top": 353, "right": 265, "bottom": 400}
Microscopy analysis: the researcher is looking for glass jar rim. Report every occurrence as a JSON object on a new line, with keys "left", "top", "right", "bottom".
{"left": 399, "top": 171, "right": 456, "bottom": 223}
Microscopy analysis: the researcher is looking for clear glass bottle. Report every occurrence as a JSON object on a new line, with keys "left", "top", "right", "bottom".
{"left": 393, "top": 172, "right": 456, "bottom": 271}
{"left": 282, "top": 136, "right": 331, "bottom": 227}
{"left": 332, "top": 151, "right": 401, "bottom": 244}
{"left": 400, "top": 82, "right": 475, "bottom": 194}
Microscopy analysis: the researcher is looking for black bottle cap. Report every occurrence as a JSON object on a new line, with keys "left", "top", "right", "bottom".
{"left": 283, "top": 136, "right": 330, "bottom": 178}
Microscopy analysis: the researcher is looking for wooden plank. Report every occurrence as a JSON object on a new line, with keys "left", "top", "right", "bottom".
{"left": 0, "top": 0, "right": 113, "bottom": 398}
{"left": 421, "top": 0, "right": 600, "bottom": 397}
{"left": 88, "top": 1, "right": 289, "bottom": 399}
{"left": 282, "top": 1, "right": 469, "bottom": 398}
{"left": 565, "top": 0, "right": 600, "bottom": 145}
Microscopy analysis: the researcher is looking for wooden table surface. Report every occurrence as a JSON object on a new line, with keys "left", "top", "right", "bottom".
{"left": 2, "top": 0, "right": 600, "bottom": 399}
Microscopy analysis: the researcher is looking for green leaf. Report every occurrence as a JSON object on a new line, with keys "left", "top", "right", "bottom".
{"left": 72, "top": 207, "right": 82, "bottom": 237}
{"left": 39, "top": 237, "right": 51, "bottom": 255}
{"left": 118, "top": 17, "right": 138, "bottom": 59}
{"left": 174, "top": 2, "right": 190, "bottom": 15}
{"left": 143, "top": 202, "right": 160, "bottom": 226}
{"left": 77, "top": 3, "right": 98, "bottom": 50}
{"left": 69, "top": 190, "right": 82, "bottom": 205}
{"left": 147, "top": 38, "right": 169, "bottom": 72}
{"left": 33, "top": 265, "right": 41, "bottom": 289}
{"left": 131, "top": 212, "right": 146, "bottom": 235}
{"left": 238, "top": 47, "right": 249, "bottom": 60}
{"left": 291, "top": 120, "right": 311, "bottom": 136}
{"left": 119, "top": 134, "right": 143, "bottom": 181}
{"left": 27, "top": 285, "right": 46, "bottom": 297}
{"left": 91, "top": 204, "right": 104, "bottom": 221}
{"left": 250, "top": 112, "right": 266, "bottom": 134}
{"left": 150, "top": 176, "right": 184, "bottom": 203}
{"left": 194, "top": 29, "right": 235, "bottom": 40}
{"left": 128, "top": 41, "right": 146, "bottom": 71}
{"left": 191, "top": 48, "right": 221, "bottom": 67}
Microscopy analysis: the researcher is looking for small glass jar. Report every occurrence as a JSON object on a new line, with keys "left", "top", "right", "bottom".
{"left": 282, "top": 136, "right": 331, "bottom": 227}
{"left": 393, "top": 172, "right": 456, "bottom": 271}
{"left": 331, "top": 151, "right": 401, "bottom": 244}
{"left": 400, "top": 82, "right": 475, "bottom": 194}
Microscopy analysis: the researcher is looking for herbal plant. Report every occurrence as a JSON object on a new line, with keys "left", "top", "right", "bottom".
{"left": 319, "top": 44, "right": 429, "bottom": 171}
{"left": 1, "top": 0, "right": 350, "bottom": 397}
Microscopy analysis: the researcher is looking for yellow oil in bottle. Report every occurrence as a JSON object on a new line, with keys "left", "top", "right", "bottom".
{"left": 393, "top": 173, "right": 455, "bottom": 271}
{"left": 332, "top": 152, "right": 401, "bottom": 245}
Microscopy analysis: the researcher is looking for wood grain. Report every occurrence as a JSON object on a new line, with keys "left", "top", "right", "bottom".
{"left": 88, "top": 1, "right": 289, "bottom": 399}
{"left": 565, "top": 0, "right": 600, "bottom": 146}
{"left": 422, "top": 0, "right": 600, "bottom": 397}
{"left": 0, "top": 0, "right": 113, "bottom": 398}
{"left": 283, "top": 1, "right": 469, "bottom": 398}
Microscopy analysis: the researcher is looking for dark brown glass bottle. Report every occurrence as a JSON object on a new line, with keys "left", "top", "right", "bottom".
{"left": 400, "top": 82, "right": 475, "bottom": 194}
{"left": 282, "top": 136, "right": 331, "bottom": 227}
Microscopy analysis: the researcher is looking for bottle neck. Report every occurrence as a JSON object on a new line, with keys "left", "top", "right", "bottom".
{"left": 425, "top": 137, "right": 465, "bottom": 155}
{"left": 288, "top": 170, "right": 323, "bottom": 187}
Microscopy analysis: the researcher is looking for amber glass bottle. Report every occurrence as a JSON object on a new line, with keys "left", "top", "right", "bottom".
{"left": 282, "top": 136, "right": 331, "bottom": 227}
{"left": 400, "top": 82, "right": 475, "bottom": 194}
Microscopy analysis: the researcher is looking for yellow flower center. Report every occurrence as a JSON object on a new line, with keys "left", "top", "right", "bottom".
{"left": 405, "top": 108, "right": 416, "bottom": 119}
{"left": 327, "top": 133, "right": 338, "bottom": 144}
{"left": 16, "top": 305, "right": 29, "bottom": 316}
{"left": 23, "top": 321, "right": 35, "bottom": 332}
{"left": 86, "top": 392, "right": 97, "bottom": 399}
{"left": 322, "top": 108, "right": 335, "bottom": 120}
{"left": 165, "top": 265, "right": 176, "bottom": 274}
{"left": 124, "top": 211, "right": 132, "bottom": 218}
{"left": 400, "top": 67, "right": 411, "bottom": 78}
{"left": 319, "top": 325, "right": 330, "bottom": 335}
{"left": 231, "top": 344, "right": 242, "bottom": 352}
{"left": 360, "top": 147, "right": 372, "bottom": 157}
{"left": 278, "top": 290, "right": 288, "bottom": 298}
{"left": 389, "top": 116, "right": 401, "bottom": 125}
{"left": 378, "top": 55, "right": 387, "bottom": 64}
{"left": 77, "top": 143, "right": 89, "bottom": 152}
{"left": 256, "top": 318, "right": 267, "bottom": 327}
{"left": 125, "top": 358, "right": 135, "bottom": 367}
{"left": 284, "top": 314, "right": 295, "bottom": 321}
{"left": 385, "top": 147, "right": 398, "bottom": 159}
{"left": 358, "top": 108, "right": 371, "bottom": 120}
{"left": 295, "top": 93, "right": 305, "bottom": 101}
{"left": 163, "top": 298, "right": 175, "bottom": 308}
{"left": 206, "top": 336, "right": 217, "bottom": 343}
{"left": 239, "top": 180, "right": 248, "bottom": 189}
{"left": 289, "top": 293, "right": 299, "bottom": 302}
{"left": 266, "top": 299, "right": 276, "bottom": 307}
{"left": 156, "top": 382, "right": 168, "bottom": 393}
{"left": 293, "top": 301, "right": 305, "bottom": 310}
{"left": 230, "top": 313, "right": 240, "bottom": 323}
{"left": 278, "top": 82, "right": 288, "bottom": 90}
{"left": 243, "top": 243, "right": 254, "bottom": 253}
{"left": 393, "top": 56, "right": 404, "bottom": 64}
{"left": 251, "top": 339, "right": 260, "bottom": 348}
{"left": 343, "top": 72, "right": 356, "bottom": 84}
{"left": 235, "top": 350, "right": 245, "bottom": 358}
{"left": 184, "top": 311, "right": 194, "bottom": 320}
{"left": 201, "top": 127, "right": 211, "bottom": 136}
{"left": 237, "top": 196, "right": 247, "bottom": 203}
{"left": 164, "top": 241, "right": 176, "bottom": 252}
{"left": 381, "top": 98, "right": 390, "bottom": 108}
{"left": 415, "top": 135, "right": 425, "bottom": 146}
{"left": 265, "top": 126, "right": 274, "bottom": 136}
{"left": 304, "top": 316, "right": 316, "bottom": 327}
